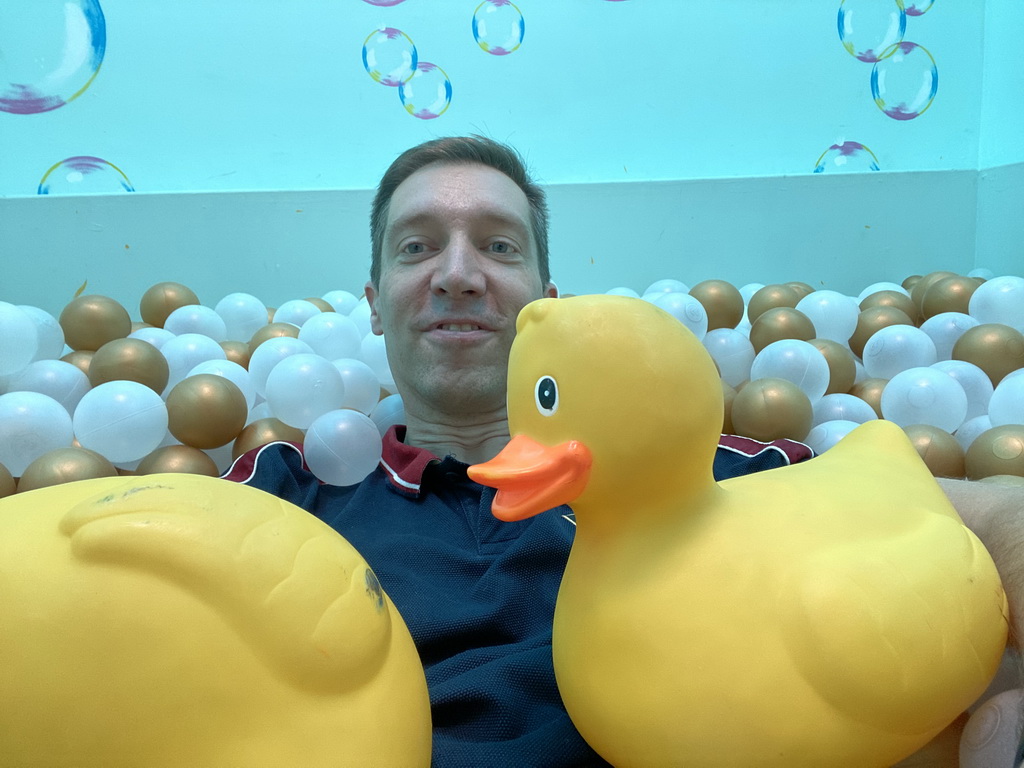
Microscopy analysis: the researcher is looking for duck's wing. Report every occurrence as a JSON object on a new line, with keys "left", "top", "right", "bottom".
{"left": 779, "top": 517, "right": 1008, "bottom": 736}
{"left": 59, "top": 475, "right": 393, "bottom": 693}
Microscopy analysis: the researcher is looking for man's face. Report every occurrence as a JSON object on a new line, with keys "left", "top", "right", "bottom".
{"left": 366, "top": 162, "right": 556, "bottom": 420}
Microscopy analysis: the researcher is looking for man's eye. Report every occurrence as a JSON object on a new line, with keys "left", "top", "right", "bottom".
{"left": 489, "top": 242, "right": 512, "bottom": 254}
{"left": 402, "top": 243, "right": 426, "bottom": 255}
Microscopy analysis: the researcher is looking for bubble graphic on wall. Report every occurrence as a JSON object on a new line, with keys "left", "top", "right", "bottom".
{"left": 901, "top": 0, "right": 935, "bottom": 16}
{"left": 473, "top": 0, "right": 525, "bottom": 56}
{"left": 813, "top": 142, "right": 881, "bottom": 173}
{"left": 362, "top": 28, "right": 417, "bottom": 86}
{"left": 837, "top": 0, "right": 906, "bottom": 62}
{"left": 399, "top": 63, "right": 452, "bottom": 120}
{"left": 871, "top": 42, "right": 937, "bottom": 120}
{"left": 37, "top": 156, "right": 134, "bottom": 195}
{"left": 0, "top": 0, "right": 106, "bottom": 114}
{"left": 361, "top": 0, "right": 407, "bottom": 5}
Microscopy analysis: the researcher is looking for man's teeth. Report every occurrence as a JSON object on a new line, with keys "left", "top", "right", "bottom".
{"left": 439, "top": 324, "right": 482, "bottom": 331}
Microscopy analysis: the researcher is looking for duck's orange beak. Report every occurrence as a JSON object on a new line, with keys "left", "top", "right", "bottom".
{"left": 468, "top": 435, "right": 593, "bottom": 522}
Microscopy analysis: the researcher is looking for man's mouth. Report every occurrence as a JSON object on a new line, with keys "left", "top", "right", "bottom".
{"left": 436, "top": 323, "right": 485, "bottom": 332}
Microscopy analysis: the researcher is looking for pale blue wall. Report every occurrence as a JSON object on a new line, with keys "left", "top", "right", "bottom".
{"left": 980, "top": 0, "right": 1024, "bottom": 168}
{"left": 0, "top": 0, "right": 1020, "bottom": 317}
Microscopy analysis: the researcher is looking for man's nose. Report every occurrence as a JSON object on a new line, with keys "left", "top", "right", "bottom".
{"left": 431, "top": 238, "right": 486, "bottom": 296}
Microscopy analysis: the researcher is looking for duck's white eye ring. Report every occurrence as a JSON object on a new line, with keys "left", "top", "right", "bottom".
{"left": 535, "top": 375, "right": 558, "bottom": 416}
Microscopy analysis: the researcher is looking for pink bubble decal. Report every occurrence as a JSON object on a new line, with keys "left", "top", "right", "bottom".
{"left": 37, "top": 156, "right": 134, "bottom": 195}
{"left": 399, "top": 62, "right": 452, "bottom": 120}
{"left": 0, "top": 0, "right": 106, "bottom": 115}
{"left": 837, "top": 0, "right": 906, "bottom": 63}
{"left": 814, "top": 142, "right": 881, "bottom": 173}
{"left": 871, "top": 42, "right": 938, "bottom": 120}
{"left": 362, "top": 27, "right": 418, "bottom": 87}
{"left": 472, "top": 0, "right": 525, "bottom": 56}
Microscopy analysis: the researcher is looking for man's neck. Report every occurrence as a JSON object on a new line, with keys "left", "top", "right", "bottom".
{"left": 403, "top": 411, "right": 511, "bottom": 465}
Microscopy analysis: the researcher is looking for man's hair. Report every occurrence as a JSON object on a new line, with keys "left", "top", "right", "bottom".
{"left": 369, "top": 135, "right": 550, "bottom": 287}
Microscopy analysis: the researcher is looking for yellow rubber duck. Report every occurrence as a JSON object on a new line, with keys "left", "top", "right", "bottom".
{"left": 469, "top": 295, "right": 1009, "bottom": 768}
{"left": 0, "top": 474, "right": 431, "bottom": 767}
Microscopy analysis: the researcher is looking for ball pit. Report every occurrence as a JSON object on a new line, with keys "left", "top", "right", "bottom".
{"left": 0, "top": 272, "right": 1021, "bottom": 495}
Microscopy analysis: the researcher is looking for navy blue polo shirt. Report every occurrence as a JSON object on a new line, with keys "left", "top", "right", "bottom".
{"left": 224, "top": 428, "right": 811, "bottom": 767}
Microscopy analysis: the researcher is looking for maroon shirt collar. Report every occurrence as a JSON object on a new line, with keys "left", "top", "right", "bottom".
{"left": 379, "top": 425, "right": 442, "bottom": 497}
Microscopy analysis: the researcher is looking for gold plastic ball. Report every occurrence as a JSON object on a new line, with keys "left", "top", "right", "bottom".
{"left": 166, "top": 374, "right": 248, "bottom": 450}
{"left": 730, "top": 377, "right": 812, "bottom": 443}
{"left": 16, "top": 447, "right": 118, "bottom": 492}
{"left": 139, "top": 282, "right": 200, "bottom": 328}
{"left": 136, "top": 445, "right": 220, "bottom": 476}
{"left": 966, "top": 425, "right": 1024, "bottom": 480}
{"left": 89, "top": 338, "right": 170, "bottom": 394}
{"left": 689, "top": 280, "right": 744, "bottom": 331}
{"left": 59, "top": 295, "right": 132, "bottom": 352}
{"left": 902, "top": 425, "right": 965, "bottom": 479}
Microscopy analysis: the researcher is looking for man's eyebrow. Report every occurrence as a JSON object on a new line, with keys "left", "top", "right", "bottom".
{"left": 388, "top": 208, "right": 531, "bottom": 237}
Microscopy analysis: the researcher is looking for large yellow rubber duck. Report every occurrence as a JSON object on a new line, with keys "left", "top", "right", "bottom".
{"left": 469, "top": 295, "right": 1009, "bottom": 768}
{"left": 0, "top": 474, "right": 431, "bottom": 767}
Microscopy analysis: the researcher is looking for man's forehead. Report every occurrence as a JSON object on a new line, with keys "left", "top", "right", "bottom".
{"left": 385, "top": 162, "right": 532, "bottom": 233}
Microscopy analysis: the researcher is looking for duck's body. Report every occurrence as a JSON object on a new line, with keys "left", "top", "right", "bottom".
{"left": 0, "top": 474, "right": 431, "bottom": 767}
{"left": 469, "top": 295, "right": 1008, "bottom": 768}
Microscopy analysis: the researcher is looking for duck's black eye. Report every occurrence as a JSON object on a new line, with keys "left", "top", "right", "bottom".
{"left": 535, "top": 376, "right": 558, "bottom": 416}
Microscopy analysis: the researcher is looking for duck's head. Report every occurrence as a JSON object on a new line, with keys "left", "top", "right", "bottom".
{"left": 469, "top": 294, "right": 723, "bottom": 522}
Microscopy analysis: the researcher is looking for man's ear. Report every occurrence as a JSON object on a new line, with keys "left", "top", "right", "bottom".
{"left": 364, "top": 280, "right": 385, "bottom": 336}
{"left": 543, "top": 282, "right": 559, "bottom": 299}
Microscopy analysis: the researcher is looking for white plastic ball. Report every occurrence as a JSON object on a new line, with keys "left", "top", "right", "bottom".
{"left": 160, "top": 333, "right": 227, "bottom": 394}
{"left": 642, "top": 279, "right": 689, "bottom": 299}
{"left": 0, "top": 391, "right": 74, "bottom": 475}
{"left": 348, "top": 298, "right": 374, "bottom": 338}
{"left": 7, "top": 360, "right": 91, "bottom": 414}
{"left": 605, "top": 287, "right": 640, "bottom": 298}
{"left": 298, "top": 312, "right": 362, "bottom": 361}
{"left": 163, "top": 304, "right": 227, "bottom": 341}
{"left": 931, "top": 360, "right": 994, "bottom": 421}
{"left": 856, "top": 281, "right": 910, "bottom": 303}
{"left": 304, "top": 409, "right": 383, "bottom": 486}
{"left": 247, "top": 336, "right": 314, "bottom": 397}
{"left": 360, "top": 333, "right": 396, "bottom": 392}
{"left": 804, "top": 419, "right": 861, "bottom": 455}
{"left": 750, "top": 339, "right": 831, "bottom": 403}
{"left": 968, "top": 275, "right": 1024, "bottom": 332}
{"left": 650, "top": 292, "right": 708, "bottom": 341}
{"left": 959, "top": 688, "right": 1024, "bottom": 768}
{"left": 113, "top": 430, "right": 180, "bottom": 472}
{"left": 128, "top": 326, "right": 176, "bottom": 349}
{"left": 880, "top": 367, "right": 968, "bottom": 432}
{"left": 187, "top": 359, "right": 256, "bottom": 410}
{"left": 18, "top": 305, "right": 65, "bottom": 360}
{"left": 215, "top": 292, "right": 269, "bottom": 342}
{"left": 812, "top": 393, "right": 878, "bottom": 427}
{"left": 73, "top": 380, "right": 169, "bottom": 463}
{"left": 0, "top": 301, "right": 39, "bottom": 375}
{"left": 988, "top": 374, "right": 1024, "bottom": 427}
{"left": 370, "top": 394, "right": 405, "bottom": 437}
{"left": 333, "top": 359, "right": 381, "bottom": 415}
{"left": 273, "top": 299, "right": 321, "bottom": 328}
{"left": 265, "top": 353, "right": 345, "bottom": 430}
{"left": 795, "top": 290, "right": 859, "bottom": 344}
{"left": 920, "top": 312, "right": 979, "bottom": 361}
{"left": 862, "top": 325, "right": 937, "bottom": 379}
{"left": 955, "top": 415, "right": 993, "bottom": 453}
{"left": 702, "top": 329, "right": 755, "bottom": 388}
{"left": 967, "top": 268, "right": 995, "bottom": 281}
{"left": 322, "top": 290, "right": 360, "bottom": 315}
